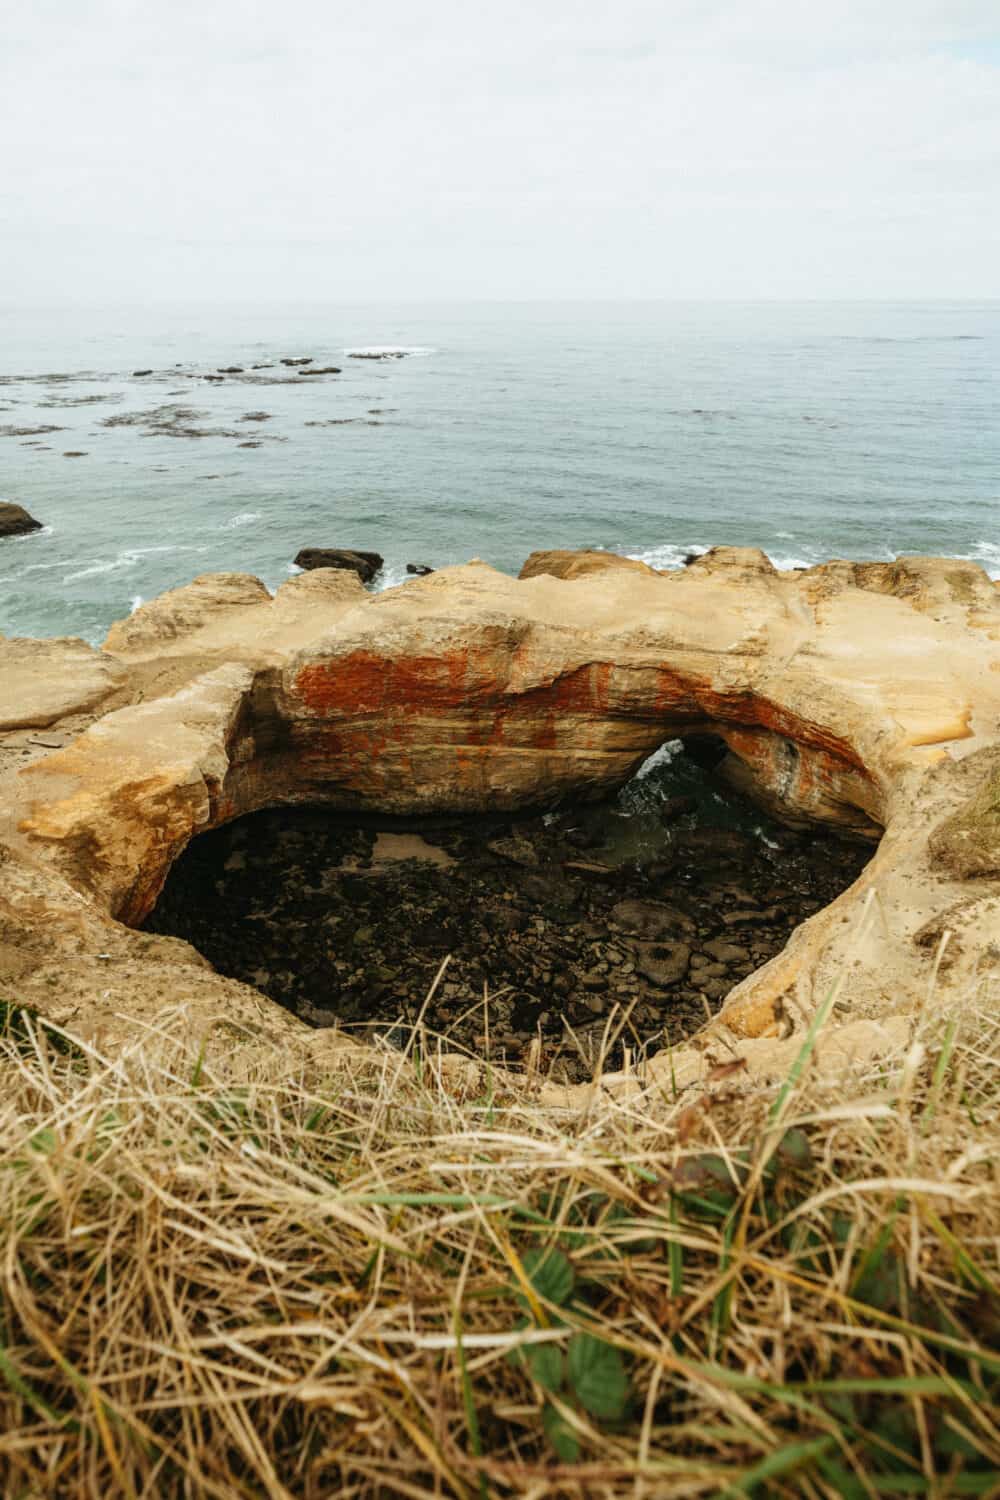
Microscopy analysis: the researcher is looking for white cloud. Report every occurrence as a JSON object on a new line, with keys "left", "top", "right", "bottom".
{"left": 2, "top": 0, "right": 998, "bottom": 298}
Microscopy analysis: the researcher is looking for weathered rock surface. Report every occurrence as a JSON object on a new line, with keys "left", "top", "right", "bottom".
{"left": 0, "top": 502, "right": 43, "bottom": 538}
{"left": 0, "top": 638, "right": 127, "bottom": 732}
{"left": 293, "top": 548, "right": 384, "bottom": 582}
{"left": 2, "top": 546, "right": 1000, "bottom": 1102}
{"left": 519, "top": 549, "right": 658, "bottom": 581}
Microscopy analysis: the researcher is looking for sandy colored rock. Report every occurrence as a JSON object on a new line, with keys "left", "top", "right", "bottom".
{"left": 1, "top": 548, "right": 1000, "bottom": 1105}
{"left": 519, "top": 549, "right": 659, "bottom": 581}
{"left": 0, "top": 636, "right": 127, "bottom": 731}
{"left": 104, "top": 573, "right": 273, "bottom": 653}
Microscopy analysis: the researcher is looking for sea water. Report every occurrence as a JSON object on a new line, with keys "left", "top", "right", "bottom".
{"left": 1, "top": 300, "right": 997, "bottom": 644}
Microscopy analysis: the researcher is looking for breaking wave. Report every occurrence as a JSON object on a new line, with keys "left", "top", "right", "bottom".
{"left": 62, "top": 543, "right": 205, "bottom": 585}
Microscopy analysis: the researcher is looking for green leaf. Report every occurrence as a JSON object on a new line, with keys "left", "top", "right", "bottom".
{"left": 566, "top": 1333, "right": 628, "bottom": 1421}
{"left": 519, "top": 1247, "right": 575, "bottom": 1308}
{"left": 815, "top": 1455, "right": 868, "bottom": 1500}
{"left": 719, "top": 1435, "right": 835, "bottom": 1496}
{"left": 506, "top": 1329, "right": 564, "bottom": 1392}
{"left": 542, "top": 1401, "right": 580, "bottom": 1462}
{"left": 524, "top": 1342, "right": 564, "bottom": 1392}
{"left": 672, "top": 1153, "right": 748, "bottom": 1219}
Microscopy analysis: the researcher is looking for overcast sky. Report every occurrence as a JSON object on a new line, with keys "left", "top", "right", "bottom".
{"left": 3, "top": 0, "right": 999, "bottom": 301}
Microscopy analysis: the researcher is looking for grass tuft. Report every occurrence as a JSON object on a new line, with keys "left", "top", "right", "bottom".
{"left": 0, "top": 993, "right": 997, "bottom": 1497}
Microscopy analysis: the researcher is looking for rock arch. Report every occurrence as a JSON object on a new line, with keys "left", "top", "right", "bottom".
{"left": 2, "top": 549, "right": 998, "bottom": 1094}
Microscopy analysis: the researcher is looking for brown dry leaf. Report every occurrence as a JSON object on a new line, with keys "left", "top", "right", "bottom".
{"left": 675, "top": 1100, "right": 707, "bottom": 1143}
{"left": 706, "top": 1056, "right": 749, "bottom": 1083}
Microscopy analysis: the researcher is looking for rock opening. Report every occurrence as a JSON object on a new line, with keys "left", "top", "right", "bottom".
{"left": 145, "top": 742, "right": 873, "bottom": 1080}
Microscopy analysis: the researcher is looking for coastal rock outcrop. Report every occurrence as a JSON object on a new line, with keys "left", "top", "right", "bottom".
{"left": 0, "top": 501, "right": 43, "bottom": 538}
{"left": 519, "top": 549, "right": 659, "bottom": 581}
{"left": 2, "top": 546, "right": 999, "bottom": 1101}
{"left": 293, "top": 548, "right": 384, "bottom": 582}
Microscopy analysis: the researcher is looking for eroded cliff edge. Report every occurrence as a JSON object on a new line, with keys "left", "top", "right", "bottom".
{"left": 2, "top": 547, "right": 998, "bottom": 1100}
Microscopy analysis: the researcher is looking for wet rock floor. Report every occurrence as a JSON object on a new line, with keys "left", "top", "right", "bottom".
{"left": 146, "top": 753, "right": 873, "bottom": 1081}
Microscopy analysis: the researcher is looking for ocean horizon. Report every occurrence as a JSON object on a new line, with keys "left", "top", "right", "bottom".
{"left": 2, "top": 297, "right": 997, "bottom": 644}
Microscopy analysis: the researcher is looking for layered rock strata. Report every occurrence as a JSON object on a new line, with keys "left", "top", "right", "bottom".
{"left": 2, "top": 548, "right": 999, "bottom": 1097}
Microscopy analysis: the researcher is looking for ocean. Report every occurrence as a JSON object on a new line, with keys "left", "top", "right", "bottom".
{"left": 1, "top": 300, "right": 997, "bottom": 644}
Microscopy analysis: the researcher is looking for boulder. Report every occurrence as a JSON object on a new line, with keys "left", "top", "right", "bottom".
{"left": 519, "top": 549, "right": 659, "bottom": 582}
{"left": 407, "top": 563, "right": 434, "bottom": 576}
{"left": 293, "top": 548, "right": 384, "bottom": 583}
{"left": 0, "top": 502, "right": 43, "bottom": 538}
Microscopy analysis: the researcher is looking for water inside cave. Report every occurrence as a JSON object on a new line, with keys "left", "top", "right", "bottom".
{"left": 145, "top": 741, "right": 873, "bottom": 1081}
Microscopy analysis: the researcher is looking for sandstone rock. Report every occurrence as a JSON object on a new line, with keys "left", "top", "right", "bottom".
{"left": 0, "top": 637, "right": 126, "bottom": 731}
{"left": 104, "top": 573, "right": 272, "bottom": 653}
{"left": 928, "top": 751, "right": 1000, "bottom": 879}
{"left": 519, "top": 549, "right": 659, "bottom": 582}
{"left": 0, "top": 502, "right": 43, "bottom": 538}
{"left": 684, "top": 546, "right": 777, "bottom": 581}
{"left": 293, "top": 548, "right": 384, "bottom": 583}
{"left": 3, "top": 549, "right": 1000, "bottom": 1101}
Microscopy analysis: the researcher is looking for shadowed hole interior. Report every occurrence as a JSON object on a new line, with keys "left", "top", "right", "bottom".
{"left": 145, "top": 738, "right": 874, "bottom": 1081}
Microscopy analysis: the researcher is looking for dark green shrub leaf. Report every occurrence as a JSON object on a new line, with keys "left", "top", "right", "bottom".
{"left": 542, "top": 1401, "right": 580, "bottom": 1462}
{"left": 524, "top": 1342, "right": 564, "bottom": 1392}
{"left": 566, "top": 1332, "right": 628, "bottom": 1420}
{"left": 519, "top": 1247, "right": 575, "bottom": 1308}
{"left": 672, "top": 1153, "right": 747, "bottom": 1218}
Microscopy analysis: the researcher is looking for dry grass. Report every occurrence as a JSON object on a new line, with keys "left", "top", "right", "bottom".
{"left": 0, "top": 989, "right": 997, "bottom": 1499}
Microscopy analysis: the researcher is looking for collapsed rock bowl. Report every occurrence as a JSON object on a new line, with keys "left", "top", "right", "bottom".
{"left": 2, "top": 547, "right": 999, "bottom": 1103}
